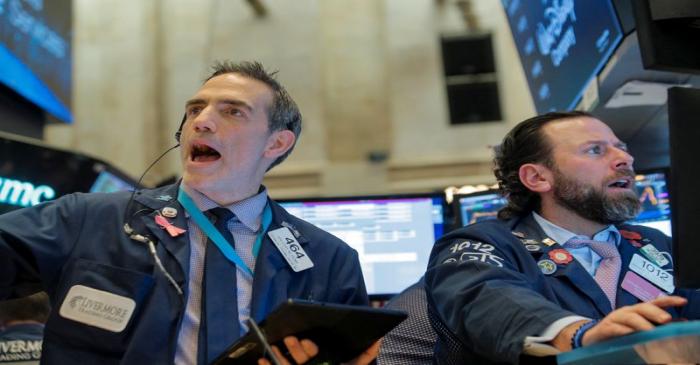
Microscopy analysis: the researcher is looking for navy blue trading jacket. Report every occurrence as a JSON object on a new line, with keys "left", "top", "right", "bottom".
{"left": 0, "top": 183, "right": 368, "bottom": 364}
{"left": 425, "top": 213, "right": 700, "bottom": 364}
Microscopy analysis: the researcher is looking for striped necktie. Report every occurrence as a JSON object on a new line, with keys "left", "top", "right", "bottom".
{"left": 566, "top": 238, "right": 622, "bottom": 308}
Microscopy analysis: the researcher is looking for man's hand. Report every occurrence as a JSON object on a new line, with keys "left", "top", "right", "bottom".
{"left": 552, "top": 296, "right": 688, "bottom": 351}
{"left": 582, "top": 296, "right": 687, "bottom": 346}
{"left": 257, "top": 337, "right": 381, "bottom": 365}
{"left": 258, "top": 336, "right": 318, "bottom": 365}
{"left": 342, "top": 339, "right": 381, "bottom": 365}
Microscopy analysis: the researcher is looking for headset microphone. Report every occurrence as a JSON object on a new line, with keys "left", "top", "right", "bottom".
{"left": 120, "top": 120, "right": 185, "bottom": 295}
{"left": 174, "top": 113, "right": 186, "bottom": 143}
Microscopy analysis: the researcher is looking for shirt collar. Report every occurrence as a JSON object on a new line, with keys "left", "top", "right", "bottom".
{"left": 180, "top": 183, "right": 268, "bottom": 232}
{"left": 532, "top": 212, "right": 621, "bottom": 246}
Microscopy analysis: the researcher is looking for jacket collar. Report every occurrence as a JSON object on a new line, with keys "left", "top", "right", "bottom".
{"left": 250, "top": 200, "right": 310, "bottom": 321}
{"left": 131, "top": 183, "right": 190, "bottom": 289}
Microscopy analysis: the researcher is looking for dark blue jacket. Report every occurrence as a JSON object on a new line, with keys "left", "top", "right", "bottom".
{"left": 0, "top": 323, "right": 44, "bottom": 364}
{"left": 425, "top": 213, "right": 700, "bottom": 364}
{"left": 0, "top": 183, "right": 368, "bottom": 364}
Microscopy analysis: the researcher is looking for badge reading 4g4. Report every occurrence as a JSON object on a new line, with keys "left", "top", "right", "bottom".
{"left": 268, "top": 227, "right": 314, "bottom": 272}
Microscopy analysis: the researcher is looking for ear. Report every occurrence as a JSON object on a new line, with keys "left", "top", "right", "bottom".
{"left": 263, "top": 129, "right": 296, "bottom": 159}
{"left": 518, "top": 163, "right": 553, "bottom": 193}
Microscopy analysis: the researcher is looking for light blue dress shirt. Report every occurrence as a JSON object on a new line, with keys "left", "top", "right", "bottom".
{"left": 532, "top": 212, "right": 621, "bottom": 276}
{"left": 174, "top": 184, "right": 267, "bottom": 365}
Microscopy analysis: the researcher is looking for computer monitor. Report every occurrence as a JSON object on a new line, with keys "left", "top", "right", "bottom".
{"left": 0, "top": 0, "right": 73, "bottom": 122}
{"left": 278, "top": 193, "right": 446, "bottom": 298}
{"left": 668, "top": 87, "right": 700, "bottom": 288}
{"left": 628, "top": 169, "right": 671, "bottom": 236}
{"left": 501, "top": 0, "right": 623, "bottom": 113}
{"left": 89, "top": 167, "right": 139, "bottom": 194}
{"left": 454, "top": 190, "right": 507, "bottom": 227}
{"left": 454, "top": 171, "right": 672, "bottom": 236}
{"left": 0, "top": 132, "right": 139, "bottom": 214}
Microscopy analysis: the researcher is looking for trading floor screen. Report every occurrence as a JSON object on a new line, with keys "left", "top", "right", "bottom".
{"left": 632, "top": 171, "right": 671, "bottom": 236}
{"left": 279, "top": 195, "right": 445, "bottom": 296}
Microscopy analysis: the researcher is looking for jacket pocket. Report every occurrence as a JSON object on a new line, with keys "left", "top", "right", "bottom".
{"left": 44, "top": 258, "right": 154, "bottom": 355}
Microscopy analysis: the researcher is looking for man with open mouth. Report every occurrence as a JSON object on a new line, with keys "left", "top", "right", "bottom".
{"left": 425, "top": 111, "right": 700, "bottom": 364}
{"left": 0, "top": 61, "right": 376, "bottom": 364}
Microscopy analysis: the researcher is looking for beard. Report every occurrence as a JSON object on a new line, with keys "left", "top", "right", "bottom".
{"left": 552, "top": 168, "right": 642, "bottom": 225}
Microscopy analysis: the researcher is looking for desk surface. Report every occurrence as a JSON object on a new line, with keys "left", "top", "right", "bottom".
{"left": 557, "top": 320, "right": 700, "bottom": 364}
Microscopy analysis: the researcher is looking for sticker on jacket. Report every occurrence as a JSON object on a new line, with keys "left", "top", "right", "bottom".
{"left": 442, "top": 240, "right": 504, "bottom": 267}
{"left": 268, "top": 227, "right": 314, "bottom": 272}
{"left": 58, "top": 285, "right": 136, "bottom": 333}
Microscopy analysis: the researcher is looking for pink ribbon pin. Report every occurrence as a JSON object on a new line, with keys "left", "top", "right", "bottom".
{"left": 155, "top": 215, "right": 186, "bottom": 237}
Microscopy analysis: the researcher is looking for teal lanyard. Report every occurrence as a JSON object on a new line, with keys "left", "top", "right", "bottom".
{"left": 177, "top": 189, "right": 273, "bottom": 277}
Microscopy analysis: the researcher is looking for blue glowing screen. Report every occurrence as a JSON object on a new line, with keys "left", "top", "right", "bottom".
{"left": 279, "top": 195, "right": 445, "bottom": 296}
{"left": 0, "top": 0, "right": 72, "bottom": 122}
{"left": 501, "top": 0, "right": 622, "bottom": 113}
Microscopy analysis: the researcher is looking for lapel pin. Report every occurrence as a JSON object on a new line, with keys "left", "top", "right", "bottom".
{"left": 156, "top": 195, "right": 173, "bottom": 202}
{"left": 162, "top": 207, "right": 178, "bottom": 218}
{"left": 512, "top": 231, "right": 525, "bottom": 238}
{"left": 620, "top": 229, "right": 642, "bottom": 241}
{"left": 538, "top": 259, "right": 557, "bottom": 275}
{"left": 155, "top": 215, "right": 186, "bottom": 237}
{"left": 525, "top": 244, "right": 541, "bottom": 252}
{"left": 548, "top": 248, "right": 573, "bottom": 265}
{"left": 542, "top": 238, "right": 556, "bottom": 246}
{"left": 640, "top": 244, "right": 670, "bottom": 267}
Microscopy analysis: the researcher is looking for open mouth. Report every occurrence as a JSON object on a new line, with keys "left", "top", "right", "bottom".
{"left": 190, "top": 143, "right": 221, "bottom": 162}
{"left": 607, "top": 177, "right": 632, "bottom": 189}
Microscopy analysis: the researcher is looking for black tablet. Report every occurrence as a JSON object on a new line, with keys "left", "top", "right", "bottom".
{"left": 212, "top": 299, "right": 408, "bottom": 364}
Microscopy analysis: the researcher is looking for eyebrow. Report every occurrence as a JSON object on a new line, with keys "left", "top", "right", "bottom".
{"left": 582, "top": 140, "right": 628, "bottom": 148}
{"left": 184, "top": 98, "right": 253, "bottom": 112}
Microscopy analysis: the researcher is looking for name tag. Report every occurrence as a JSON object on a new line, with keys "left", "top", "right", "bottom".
{"left": 629, "top": 254, "right": 675, "bottom": 293}
{"left": 621, "top": 271, "right": 667, "bottom": 302}
{"left": 268, "top": 227, "right": 314, "bottom": 272}
{"left": 59, "top": 285, "right": 136, "bottom": 333}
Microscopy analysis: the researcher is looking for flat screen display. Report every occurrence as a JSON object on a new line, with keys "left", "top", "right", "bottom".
{"left": 501, "top": 0, "right": 622, "bottom": 113}
{"left": 629, "top": 170, "right": 671, "bottom": 236}
{"left": 0, "top": 133, "right": 137, "bottom": 214}
{"left": 0, "top": 0, "right": 72, "bottom": 122}
{"left": 278, "top": 194, "right": 446, "bottom": 297}
{"left": 456, "top": 191, "right": 507, "bottom": 226}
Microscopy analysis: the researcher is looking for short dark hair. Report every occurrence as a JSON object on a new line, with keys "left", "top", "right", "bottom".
{"left": 494, "top": 111, "right": 594, "bottom": 219}
{"left": 206, "top": 61, "right": 302, "bottom": 170}
{"left": 0, "top": 292, "right": 51, "bottom": 324}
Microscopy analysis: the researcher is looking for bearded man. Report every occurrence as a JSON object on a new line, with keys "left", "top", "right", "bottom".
{"left": 425, "top": 111, "right": 700, "bottom": 364}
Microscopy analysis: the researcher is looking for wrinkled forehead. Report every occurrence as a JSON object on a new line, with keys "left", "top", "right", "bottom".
{"left": 192, "top": 73, "right": 274, "bottom": 110}
{"left": 542, "top": 116, "right": 620, "bottom": 151}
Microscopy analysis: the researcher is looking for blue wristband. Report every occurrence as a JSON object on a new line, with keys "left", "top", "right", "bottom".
{"left": 571, "top": 320, "right": 598, "bottom": 349}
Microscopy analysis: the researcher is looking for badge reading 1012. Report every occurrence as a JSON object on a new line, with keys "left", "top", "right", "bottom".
{"left": 267, "top": 227, "right": 314, "bottom": 272}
